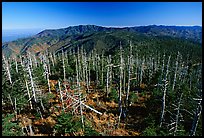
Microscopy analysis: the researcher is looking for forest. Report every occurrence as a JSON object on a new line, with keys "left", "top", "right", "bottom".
{"left": 2, "top": 32, "right": 202, "bottom": 136}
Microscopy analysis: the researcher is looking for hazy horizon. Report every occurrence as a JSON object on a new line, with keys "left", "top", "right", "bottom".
{"left": 2, "top": 24, "right": 202, "bottom": 32}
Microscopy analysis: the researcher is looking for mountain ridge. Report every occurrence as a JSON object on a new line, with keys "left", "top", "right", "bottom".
{"left": 2, "top": 25, "right": 202, "bottom": 58}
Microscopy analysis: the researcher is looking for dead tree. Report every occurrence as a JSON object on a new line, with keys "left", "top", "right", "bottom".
{"left": 140, "top": 56, "right": 145, "bottom": 85}
{"left": 50, "top": 52, "right": 55, "bottom": 67}
{"left": 42, "top": 54, "right": 51, "bottom": 93}
{"left": 58, "top": 80, "right": 65, "bottom": 111}
{"left": 106, "top": 55, "right": 112, "bottom": 97}
{"left": 2, "top": 54, "right": 12, "bottom": 84}
{"left": 79, "top": 93, "right": 84, "bottom": 130}
{"left": 172, "top": 52, "right": 180, "bottom": 92}
{"left": 14, "top": 56, "right": 19, "bottom": 73}
{"left": 88, "top": 55, "right": 91, "bottom": 86}
{"left": 27, "top": 57, "right": 37, "bottom": 103}
{"left": 25, "top": 79, "right": 33, "bottom": 109}
{"left": 62, "top": 51, "right": 66, "bottom": 81}
{"left": 118, "top": 43, "right": 124, "bottom": 128}
{"left": 84, "top": 52, "right": 89, "bottom": 93}
{"left": 77, "top": 46, "right": 82, "bottom": 82}
{"left": 125, "top": 41, "right": 133, "bottom": 107}
{"left": 101, "top": 51, "right": 104, "bottom": 86}
{"left": 168, "top": 93, "right": 184, "bottom": 136}
{"left": 189, "top": 97, "right": 202, "bottom": 136}
{"left": 160, "top": 55, "right": 171, "bottom": 127}
{"left": 161, "top": 53, "right": 166, "bottom": 77}
{"left": 33, "top": 54, "right": 38, "bottom": 68}
{"left": 81, "top": 47, "right": 86, "bottom": 84}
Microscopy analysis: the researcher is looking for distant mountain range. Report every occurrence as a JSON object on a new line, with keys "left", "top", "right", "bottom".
{"left": 2, "top": 25, "right": 202, "bottom": 58}
{"left": 2, "top": 29, "right": 43, "bottom": 43}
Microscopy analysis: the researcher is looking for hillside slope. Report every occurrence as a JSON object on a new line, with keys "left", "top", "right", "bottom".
{"left": 2, "top": 25, "right": 202, "bottom": 58}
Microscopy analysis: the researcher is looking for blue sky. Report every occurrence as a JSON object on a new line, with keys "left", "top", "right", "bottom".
{"left": 2, "top": 2, "right": 202, "bottom": 30}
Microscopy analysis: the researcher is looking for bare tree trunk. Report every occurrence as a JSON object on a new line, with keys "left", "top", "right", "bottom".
{"left": 62, "top": 51, "right": 66, "bottom": 81}
{"left": 27, "top": 57, "right": 37, "bottom": 103}
{"left": 101, "top": 52, "right": 104, "bottom": 86}
{"left": 118, "top": 43, "right": 123, "bottom": 128}
{"left": 135, "top": 53, "right": 138, "bottom": 86}
{"left": 75, "top": 54, "right": 81, "bottom": 90}
{"left": 81, "top": 48, "right": 86, "bottom": 84}
{"left": 33, "top": 54, "right": 38, "bottom": 68}
{"left": 25, "top": 80, "right": 33, "bottom": 109}
{"left": 173, "top": 93, "right": 183, "bottom": 136}
{"left": 15, "top": 56, "right": 19, "bottom": 73}
{"left": 189, "top": 98, "right": 202, "bottom": 136}
{"left": 42, "top": 55, "right": 51, "bottom": 93}
{"left": 106, "top": 56, "right": 110, "bottom": 98}
{"left": 161, "top": 53, "right": 166, "bottom": 77}
{"left": 160, "top": 55, "right": 171, "bottom": 127}
{"left": 84, "top": 53, "right": 89, "bottom": 93}
{"left": 50, "top": 52, "right": 55, "bottom": 67}
{"left": 126, "top": 56, "right": 132, "bottom": 107}
{"left": 172, "top": 52, "right": 179, "bottom": 92}
{"left": 95, "top": 54, "right": 99, "bottom": 86}
{"left": 77, "top": 47, "right": 82, "bottom": 82}
{"left": 79, "top": 93, "right": 84, "bottom": 130}
{"left": 3, "top": 54, "right": 12, "bottom": 84}
{"left": 58, "top": 80, "right": 65, "bottom": 111}
{"left": 125, "top": 42, "right": 133, "bottom": 107}
{"left": 140, "top": 57, "right": 145, "bottom": 85}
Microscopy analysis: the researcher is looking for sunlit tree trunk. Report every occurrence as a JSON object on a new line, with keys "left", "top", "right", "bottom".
{"left": 172, "top": 52, "right": 180, "bottom": 92}
{"left": 118, "top": 43, "right": 124, "bottom": 128}
{"left": 189, "top": 98, "right": 202, "bottom": 136}
{"left": 126, "top": 41, "right": 133, "bottom": 107}
{"left": 58, "top": 80, "right": 65, "bottom": 110}
{"left": 160, "top": 55, "right": 171, "bottom": 127}
{"left": 43, "top": 54, "right": 51, "bottom": 93}
{"left": 14, "top": 56, "right": 19, "bottom": 73}
{"left": 62, "top": 51, "right": 66, "bottom": 81}
{"left": 27, "top": 55, "right": 37, "bottom": 103}
{"left": 2, "top": 54, "right": 12, "bottom": 84}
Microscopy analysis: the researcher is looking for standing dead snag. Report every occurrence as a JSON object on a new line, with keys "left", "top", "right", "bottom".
{"left": 79, "top": 93, "right": 84, "bottom": 130}
{"left": 160, "top": 55, "right": 171, "bottom": 127}
{"left": 168, "top": 93, "right": 184, "bottom": 136}
{"left": 84, "top": 52, "right": 89, "bottom": 93}
{"left": 58, "top": 80, "right": 65, "bottom": 111}
{"left": 173, "top": 93, "right": 183, "bottom": 136}
{"left": 14, "top": 56, "right": 19, "bottom": 73}
{"left": 2, "top": 54, "right": 12, "bottom": 84}
{"left": 27, "top": 55, "right": 37, "bottom": 103}
{"left": 106, "top": 55, "right": 112, "bottom": 98}
{"left": 172, "top": 52, "right": 180, "bottom": 92}
{"left": 25, "top": 79, "right": 33, "bottom": 109}
{"left": 62, "top": 51, "right": 66, "bottom": 81}
{"left": 125, "top": 41, "right": 133, "bottom": 108}
{"left": 139, "top": 56, "right": 145, "bottom": 85}
{"left": 161, "top": 53, "right": 166, "bottom": 77}
{"left": 118, "top": 42, "right": 124, "bottom": 128}
{"left": 190, "top": 95, "right": 202, "bottom": 136}
{"left": 101, "top": 51, "right": 104, "bottom": 86}
{"left": 42, "top": 54, "right": 51, "bottom": 93}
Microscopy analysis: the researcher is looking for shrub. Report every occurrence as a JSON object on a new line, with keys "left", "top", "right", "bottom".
{"left": 129, "top": 91, "right": 139, "bottom": 104}
{"left": 2, "top": 113, "right": 24, "bottom": 136}
{"left": 54, "top": 111, "right": 82, "bottom": 136}
{"left": 108, "top": 88, "right": 118, "bottom": 103}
